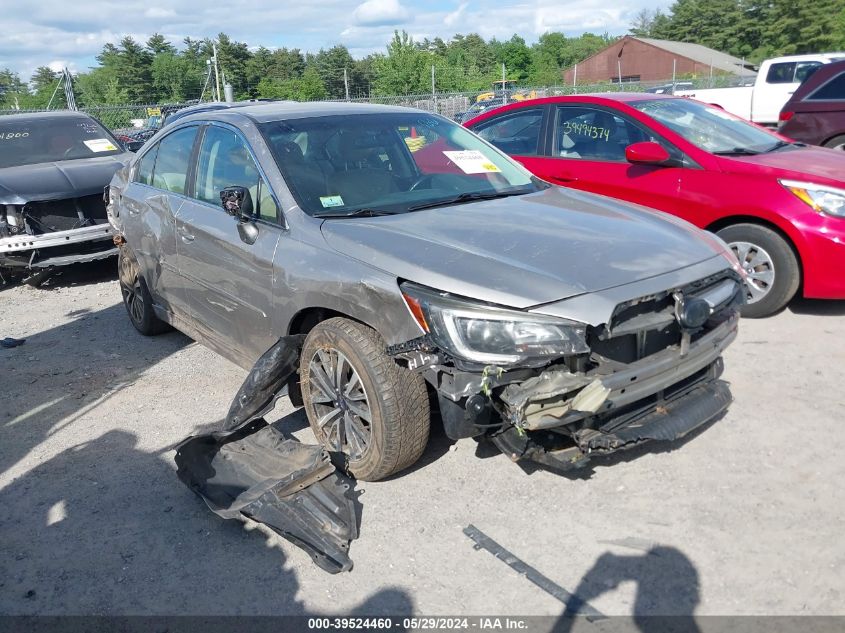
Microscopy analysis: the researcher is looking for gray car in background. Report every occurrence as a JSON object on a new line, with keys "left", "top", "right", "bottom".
{"left": 107, "top": 102, "right": 744, "bottom": 480}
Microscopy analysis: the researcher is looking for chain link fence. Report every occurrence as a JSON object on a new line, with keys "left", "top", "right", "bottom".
{"left": 0, "top": 74, "right": 755, "bottom": 132}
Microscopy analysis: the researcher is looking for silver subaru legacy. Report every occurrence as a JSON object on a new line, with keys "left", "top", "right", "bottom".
{"left": 107, "top": 102, "right": 745, "bottom": 480}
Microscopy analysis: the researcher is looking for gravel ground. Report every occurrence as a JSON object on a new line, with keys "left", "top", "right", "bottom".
{"left": 1, "top": 260, "right": 844, "bottom": 618}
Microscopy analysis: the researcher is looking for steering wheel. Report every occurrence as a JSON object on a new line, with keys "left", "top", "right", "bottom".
{"left": 62, "top": 147, "right": 76, "bottom": 159}
{"left": 408, "top": 174, "right": 434, "bottom": 191}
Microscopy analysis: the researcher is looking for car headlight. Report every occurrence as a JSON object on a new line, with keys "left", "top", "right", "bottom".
{"left": 781, "top": 180, "right": 845, "bottom": 218}
{"left": 400, "top": 281, "right": 589, "bottom": 365}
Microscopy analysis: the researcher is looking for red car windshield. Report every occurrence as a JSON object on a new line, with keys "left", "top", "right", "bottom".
{"left": 632, "top": 99, "right": 785, "bottom": 155}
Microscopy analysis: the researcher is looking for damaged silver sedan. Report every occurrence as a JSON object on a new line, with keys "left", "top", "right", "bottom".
{"left": 107, "top": 102, "right": 745, "bottom": 480}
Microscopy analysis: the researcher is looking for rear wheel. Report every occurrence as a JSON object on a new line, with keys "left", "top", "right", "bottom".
{"left": 118, "top": 248, "right": 171, "bottom": 335}
{"left": 823, "top": 135, "right": 845, "bottom": 151}
{"left": 716, "top": 223, "right": 800, "bottom": 318}
{"left": 300, "top": 317, "right": 430, "bottom": 481}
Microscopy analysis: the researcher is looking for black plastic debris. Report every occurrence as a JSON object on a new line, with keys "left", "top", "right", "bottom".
{"left": 224, "top": 334, "right": 306, "bottom": 431}
{"left": 1, "top": 337, "right": 26, "bottom": 349}
{"left": 175, "top": 335, "right": 360, "bottom": 573}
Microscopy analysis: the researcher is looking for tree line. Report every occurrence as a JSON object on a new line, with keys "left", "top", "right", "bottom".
{"left": 2, "top": 0, "right": 843, "bottom": 109}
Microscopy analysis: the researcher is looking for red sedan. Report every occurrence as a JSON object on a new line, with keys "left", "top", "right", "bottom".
{"left": 465, "top": 94, "right": 845, "bottom": 317}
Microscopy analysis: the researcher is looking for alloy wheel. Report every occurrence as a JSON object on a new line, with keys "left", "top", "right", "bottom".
{"left": 729, "top": 240, "right": 775, "bottom": 304}
{"left": 308, "top": 347, "right": 373, "bottom": 461}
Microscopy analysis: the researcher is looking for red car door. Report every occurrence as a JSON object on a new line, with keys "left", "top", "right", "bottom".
{"left": 517, "top": 104, "right": 688, "bottom": 216}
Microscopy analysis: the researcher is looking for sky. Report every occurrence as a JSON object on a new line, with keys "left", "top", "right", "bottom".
{"left": 0, "top": 0, "right": 671, "bottom": 81}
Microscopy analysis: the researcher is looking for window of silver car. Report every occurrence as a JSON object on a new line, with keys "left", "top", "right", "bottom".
{"left": 260, "top": 113, "right": 539, "bottom": 216}
{"left": 193, "top": 126, "right": 279, "bottom": 221}
{"left": 135, "top": 144, "right": 158, "bottom": 186}
{"left": 147, "top": 126, "right": 198, "bottom": 195}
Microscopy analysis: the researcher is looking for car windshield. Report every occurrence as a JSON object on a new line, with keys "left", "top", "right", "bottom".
{"left": 632, "top": 98, "right": 784, "bottom": 154}
{"left": 259, "top": 112, "right": 543, "bottom": 217}
{"left": 0, "top": 116, "right": 122, "bottom": 168}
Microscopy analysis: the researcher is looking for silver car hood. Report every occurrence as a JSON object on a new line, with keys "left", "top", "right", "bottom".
{"left": 320, "top": 187, "right": 725, "bottom": 309}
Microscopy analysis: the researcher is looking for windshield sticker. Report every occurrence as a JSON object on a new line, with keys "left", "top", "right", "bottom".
{"left": 443, "top": 150, "right": 501, "bottom": 174}
{"left": 78, "top": 122, "right": 100, "bottom": 134}
{"left": 84, "top": 138, "right": 118, "bottom": 152}
{"left": 320, "top": 195, "right": 345, "bottom": 208}
{"left": 404, "top": 135, "right": 426, "bottom": 152}
{"left": 0, "top": 131, "right": 30, "bottom": 141}
{"left": 563, "top": 121, "right": 610, "bottom": 142}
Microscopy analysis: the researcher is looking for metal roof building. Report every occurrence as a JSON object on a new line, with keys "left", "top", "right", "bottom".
{"left": 562, "top": 36, "right": 757, "bottom": 85}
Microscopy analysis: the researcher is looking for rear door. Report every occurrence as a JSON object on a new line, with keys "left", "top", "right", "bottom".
{"left": 174, "top": 123, "right": 282, "bottom": 365}
{"left": 118, "top": 125, "right": 200, "bottom": 321}
{"left": 520, "top": 104, "right": 687, "bottom": 214}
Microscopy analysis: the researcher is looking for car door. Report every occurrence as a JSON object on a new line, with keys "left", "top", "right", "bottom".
{"left": 118, "top": 125, "right": 199, "bottom": 321}
{"left": 174, "top": 122, "right": 282, "bottom": 365}
{"left": 522, "top": 104, "right": 688, "bottom": 215}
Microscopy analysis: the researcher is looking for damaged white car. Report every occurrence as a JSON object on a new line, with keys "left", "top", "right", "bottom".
{"left": 0, "top": 111, "right": 130, "bottom": 281}
{"left": 107, "top": 102, "right": 745, "bottom": 480}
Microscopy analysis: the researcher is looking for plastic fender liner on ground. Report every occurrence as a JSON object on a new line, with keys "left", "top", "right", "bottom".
{"left": 174, "top": 335, "right": 360, "bottom": 574}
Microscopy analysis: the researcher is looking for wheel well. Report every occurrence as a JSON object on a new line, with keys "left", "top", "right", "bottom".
{"left": 705, "top": 215, "right": 804, "bottom": 288}
{"left": 823, "top": 133, "right": 845, "bottom": 147}
{"left": 287, "top": 307, "right": 346, "bottom": 336}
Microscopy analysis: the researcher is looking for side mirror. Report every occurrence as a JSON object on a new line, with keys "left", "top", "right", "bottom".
{"left": 220, "top": 186, "right": 254, "bottom": 218}
{"left": 124, "top": 140, "right": 145, "bottom": 153}
{"left": 626, "top": 141, "right": 672, "bottom": 166}
{"left": 220, "top": 186, "right": 258, "bottom": 245}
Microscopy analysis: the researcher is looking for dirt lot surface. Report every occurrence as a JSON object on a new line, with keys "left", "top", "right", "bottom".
{"left": 1, "top": 260, "right": 844, "bottom": 618}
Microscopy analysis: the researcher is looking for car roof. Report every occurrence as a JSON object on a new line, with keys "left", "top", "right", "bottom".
{"left": 463, "top": 92, "right": 677, "bottom": 124}
{"left": 177, "top": 100, "right": 426, "bottom": 125}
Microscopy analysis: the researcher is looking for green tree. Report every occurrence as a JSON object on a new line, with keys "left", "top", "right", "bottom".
{"left": 372, "top": 31, "right": 429, "bottom": 94}
{"left": 146, "top": 33, "right": 176, "bottom": 56}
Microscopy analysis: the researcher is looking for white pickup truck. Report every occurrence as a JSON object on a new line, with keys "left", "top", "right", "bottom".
{"left": 675, "top": 53, "right": 845, "bottom": 126}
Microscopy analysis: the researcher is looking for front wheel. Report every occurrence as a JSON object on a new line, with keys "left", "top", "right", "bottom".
{"left": 300, "top": 317, "right": 430, "bottom": 481}
{"left": 716, "top": 224, "right": 800, "bottom": 318}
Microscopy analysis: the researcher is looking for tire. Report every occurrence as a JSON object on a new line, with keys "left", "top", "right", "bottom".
{"left": 823, "top": 135, "right": 845, "bottom": 151}
{"left": 300, "top": 317, "right": 430, "bottom": 481}
{"left": 118, "top": 248, "right": 171, "bottom": 336}
{"left": 716, "top": 223, "right": 800, "bottom": 318}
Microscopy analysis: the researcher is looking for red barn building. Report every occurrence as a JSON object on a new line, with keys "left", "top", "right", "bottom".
{"left": 563, "top": 36, "right": 755, "bottom": 84}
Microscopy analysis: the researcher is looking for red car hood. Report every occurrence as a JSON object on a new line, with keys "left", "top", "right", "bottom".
{"left": 717, "top": 146, "right": 845, "bottom": 187}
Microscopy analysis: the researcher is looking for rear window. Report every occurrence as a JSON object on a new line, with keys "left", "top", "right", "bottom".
{"left": 808, "top": 72, "right": 845, "bottom": 100}
{"left": 0, "top": 116, "right": 123, "bottom": 168}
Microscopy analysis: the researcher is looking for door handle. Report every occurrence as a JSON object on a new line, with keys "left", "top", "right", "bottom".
{"left": 547, "top": 174, "right": 578, "bottom": 184}
{"left": 178, "top": 227, "right": 195, "bottom": 243}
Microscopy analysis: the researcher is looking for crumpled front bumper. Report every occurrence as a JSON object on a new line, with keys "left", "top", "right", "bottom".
{"left": 492, "top": 373, "right": 732, "bottom": 472}
{"left": 0, "top": 224, "right": 115, "bottom": 269}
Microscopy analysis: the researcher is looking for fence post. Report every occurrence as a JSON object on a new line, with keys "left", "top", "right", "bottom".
{"left": 431, "top": 65, "right": 436, "bottom": 113}
{"left": 344, "top": 68, "right": 350, "bottom": 101}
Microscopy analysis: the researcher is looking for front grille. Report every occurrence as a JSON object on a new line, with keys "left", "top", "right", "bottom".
{"left": 589, "top": 271, "right": 741, "bottom": 365}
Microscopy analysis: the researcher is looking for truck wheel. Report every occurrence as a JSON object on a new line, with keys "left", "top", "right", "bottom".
{"left": 300, "top": 317, "right": 430, "bottom": 481}
{"left": 716, "top": 224, "right": 800, "bottom": 318}
{"left": 823, "top": 135, "right": 845, "bottom": 151}
{"left": 118, "top": 248, "right": 171, "bottom": 335}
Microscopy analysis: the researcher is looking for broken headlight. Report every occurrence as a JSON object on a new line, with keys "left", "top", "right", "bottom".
{"left": 400, "top": 281, "right": 589, "bottom": 365}
{"left": 781, "top": 180, "right": 845, "bottom": 218}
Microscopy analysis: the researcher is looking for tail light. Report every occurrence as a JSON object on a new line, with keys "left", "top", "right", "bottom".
{"left": 779, "top": 111, "right": 794, "bottom": 122}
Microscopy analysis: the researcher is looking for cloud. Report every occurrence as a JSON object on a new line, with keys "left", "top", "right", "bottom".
{"left": 353, "top": 0, "right": 410, "bottom": 27}
{"left": 444, "top": 2, "right": 468, "bottom": 28}
{"left": 144, "top": 7, "right": 177, "bottom": 18}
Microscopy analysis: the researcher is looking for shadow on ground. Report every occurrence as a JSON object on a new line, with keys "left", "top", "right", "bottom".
{"left": 0, "top": 428, "right": 414, "bottom": 616}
